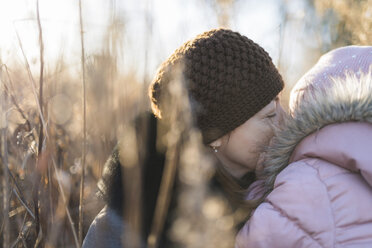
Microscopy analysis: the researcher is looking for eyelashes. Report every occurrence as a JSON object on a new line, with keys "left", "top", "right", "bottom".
{"left": 266, "top": 113, "right": 277, "bottom": 119}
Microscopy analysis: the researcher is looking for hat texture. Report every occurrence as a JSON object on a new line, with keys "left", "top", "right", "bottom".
{"left": 149, "top": 28, "right": 284, "bottom": 144}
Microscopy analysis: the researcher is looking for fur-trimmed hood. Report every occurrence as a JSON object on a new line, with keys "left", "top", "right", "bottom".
{"left": 236, "top": 48, "right": 372, "bottom": 248}
{"left": 261, "top": 72, "right": 372, "bottom": 195}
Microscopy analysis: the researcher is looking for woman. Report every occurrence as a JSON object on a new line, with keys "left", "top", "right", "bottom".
{"left": 236, "top": 46, "right": 372, "bottom": 247}
{"left": 149, "top": 28, "right": 285, "bottom": 204}
{"left": 84, "top": 28, "right": 286, "bottom": 247}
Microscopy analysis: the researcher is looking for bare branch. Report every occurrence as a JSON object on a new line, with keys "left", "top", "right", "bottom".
{"left": 0, "top": 64, "right": 33, "bottom": 134}
{"left": 12, "top": 188, "right": 36, "bottom": 220}
{"left": 1, "top": 74, "right": 10, "bottom": 248}
{"left": 36, "top": 0, "right": 45, "bottom": 156}
{"left": 51, "top": 158, "right": 80, "bottom": 248}
{"left": 31, "top": 0, "right": 46, "bottom": 243}
{"left": 78, "top": 0, "right": 87, "bottom": 245}
{"left": 14, "top": 31, "right": 48, "bottom": 140}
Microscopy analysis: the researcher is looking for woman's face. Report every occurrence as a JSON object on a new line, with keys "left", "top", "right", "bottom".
{"left": 210, "top": 97, "right": 285, "bottom": 179}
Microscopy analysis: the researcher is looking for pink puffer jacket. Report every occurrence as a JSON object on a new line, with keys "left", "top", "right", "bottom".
{"left": 236, "top": 73, "right": 372, "bottom": 247}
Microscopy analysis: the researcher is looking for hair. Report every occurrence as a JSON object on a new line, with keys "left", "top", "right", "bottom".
{"left": 97, "top": 112, "right": 174, "bottom": 246}
{"left": 215, "top": 162, "right": 255, "bottom": 202}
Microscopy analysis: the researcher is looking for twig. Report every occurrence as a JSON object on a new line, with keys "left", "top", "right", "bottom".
{"left": 277, "top": 12, "right": 288, "bottom": 72}
{"left": 51, "top": 158, "right": 80, "bottom": 248}
{"left": 0, "top": 64, "right": 33, "bottom": 134}
{"left": 9, "top": 206, "right": 26, "bottom": 218}
{"left": 14, "top": 31, "right": 48, "bottom": 140}
{"left": 147, "top": 141, "right": 181, "bottom": 248}
{"left": 10, "top": 212, "right": 29, "bottom": 248}
{"left": 14, "top": 13, "right": 80, "bottom": 247}
{"left": 34, "top": 226, "right": 43, "bottom": 248}
{"left": 142, "top": 0, "right": 153, "bottom": 102}
{"left": 0, "top": 161, "right": 36, "bottom": 220}
{"left": 12, "top": 188, "right": 36, "bottom": 219}
{"left": 32, "top": 0, "right": 45, "bottom": 243}
{"left": 12, "top": 9, "right": 81, "bottom": 246}
{"left": 0, "top": 67, "right": 37, "bottom": 247}
{"left": 78, "top": 0, "right": 87, "bottom": 245}
{"left": 0, "top": 143, "right": 36, "bottom": 220}
{"left": 36, "top": 0, "right": 44, "bottom": 157}
{"left": 47, "top": 160, "right": 54, "bottom": 225}
{"left": 1, "top": 66, "right": 10, "bottom": 248}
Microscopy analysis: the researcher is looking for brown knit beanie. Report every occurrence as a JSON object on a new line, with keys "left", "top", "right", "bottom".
{"left": 149, "top": 28, "right": 284, "bottom": 144}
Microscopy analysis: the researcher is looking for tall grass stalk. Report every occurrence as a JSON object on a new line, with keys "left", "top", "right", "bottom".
{"left": 36, "top": 0, "right": 44, "bottom": 156}
{"left": 1, "top": 64, "right": 37, "bottom": 248}
{"left": 277, "top": 14, "right": 288, "bottom": 72}
{"left": 147, "top": 142, "right": 180, "bottom": 248}
{"left": 1, "top": 66, "right": 10, "bottom": 248}
{"left": 52, "top": 158, "right": 80, "bottom": 248}
{"left": 13, "top": 29, "right": 81, "bottom": 245}
{"left": 15, "top": 31, "right": 48, "bottom": 139}
{"left": 33, "top": 1, "right": 45, "bottom": 243}
{"left": 78, "top": 0, "right": 87, "bottom": 245}
{"left": 1, "top": 65, "right": 33, "bottom": 133}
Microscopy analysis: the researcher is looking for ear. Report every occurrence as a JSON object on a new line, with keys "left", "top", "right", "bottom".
{"left": 209, "top": 138, "right": 222, "bottom": 148}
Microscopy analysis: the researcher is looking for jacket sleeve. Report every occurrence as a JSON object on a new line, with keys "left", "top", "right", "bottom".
{"left": 293, "top": 122, "right": 372, "bottom": 188}
{"left": 235, "top": 202, "right": 323, "bottom": 248}
{"left": 235, "top": 161, "right": 334, "bottom": 248}
{"left": 328, "top": 123, "right": 372, "bottom": 187}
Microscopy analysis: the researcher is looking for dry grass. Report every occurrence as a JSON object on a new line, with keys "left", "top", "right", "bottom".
{"left": 0, "top": 0, "right": 368, "bottom": 247}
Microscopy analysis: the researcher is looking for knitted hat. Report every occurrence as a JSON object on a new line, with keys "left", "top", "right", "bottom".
{"left": 149, "top": 28, "right": 284, "bottom": 144}
{"left": 290, "top": 46, "right": 372, "bottom": 112}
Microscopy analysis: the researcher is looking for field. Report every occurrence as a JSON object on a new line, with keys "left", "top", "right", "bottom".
{"left": 0, "top": 0, "right": 370, "bottom": 247}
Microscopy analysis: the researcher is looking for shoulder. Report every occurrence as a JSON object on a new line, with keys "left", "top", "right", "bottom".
{"left": 82, "top": 206, "right": 125, "bottom": 248}
{"left": 235, "top": 201, "right": 324, "bottom": 248}
{"left": 236, "top": 160, "right": 336, "bottom": 248}
{"left": 268, "top": 159, "right": 335, "bottom": 226}
{"left": 268, "top": 159, "right": 333, "bottom": 208}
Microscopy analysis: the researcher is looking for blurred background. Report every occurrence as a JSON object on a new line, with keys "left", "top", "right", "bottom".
{"left": 0, "top": 0, "right": 371, "bottom": 247}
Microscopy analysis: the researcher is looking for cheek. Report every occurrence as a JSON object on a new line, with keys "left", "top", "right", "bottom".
{"left": 230, "top": 122, "right": 272, "bottom": 151}
{"left": 260, "top": 124, "right": 275, "bottom": 143}
{"left": 224, "top": 132, "right": 261, "bottom": 164}
{"left": 240, "top": 123, "right": 275, "bottom": 157}
{"left": 228, "top": 134, "right": 256, "bottom": 153}
{"left": 220, "top": 120, "right": 276, "bottom": 167}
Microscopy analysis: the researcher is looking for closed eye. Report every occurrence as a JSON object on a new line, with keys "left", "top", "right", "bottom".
{"left": 266, "top": 113, "right": 276, "bottom": 118}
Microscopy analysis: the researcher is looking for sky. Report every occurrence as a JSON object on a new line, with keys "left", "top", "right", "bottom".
{"left": 0, "top": 0, "right": 316, "bottom": 87}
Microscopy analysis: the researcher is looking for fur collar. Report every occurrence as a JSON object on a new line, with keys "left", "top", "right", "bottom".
{"left": 261, "top": 72, "right": 372, "bottom": 193}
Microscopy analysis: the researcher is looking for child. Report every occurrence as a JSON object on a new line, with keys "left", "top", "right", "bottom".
{"left": 236, "top": 46, "right": 372, "bottom": 247}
